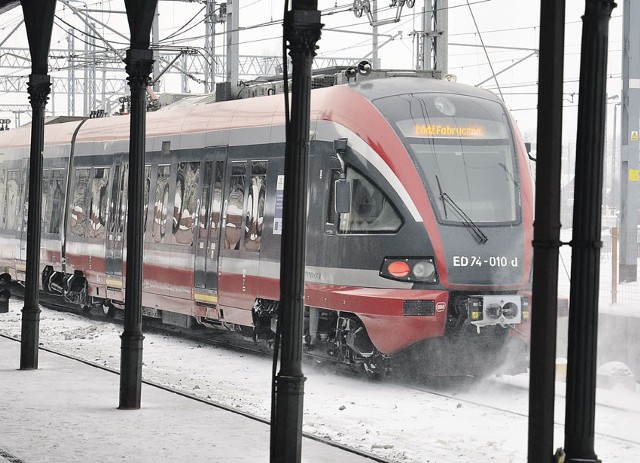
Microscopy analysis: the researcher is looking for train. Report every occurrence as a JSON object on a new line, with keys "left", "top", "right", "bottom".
{"left": 0, "top": 69, "right": 534, "bottom": 376}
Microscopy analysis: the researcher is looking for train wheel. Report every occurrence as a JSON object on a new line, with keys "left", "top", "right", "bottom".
{"left": 102, "top": 301, "right": 116, "bottom": 319}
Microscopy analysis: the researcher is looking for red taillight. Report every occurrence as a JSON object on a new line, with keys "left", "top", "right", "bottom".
{"left": 387, "top": 260, "right": 410, "bottom": 277}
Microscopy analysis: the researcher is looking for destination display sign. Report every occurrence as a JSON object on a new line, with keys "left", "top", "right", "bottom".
{"left": 396, "top": 118, "right": 508, "bottom": 140}
{"left": 414, "top": 124, "right": 484, "bottom": 138}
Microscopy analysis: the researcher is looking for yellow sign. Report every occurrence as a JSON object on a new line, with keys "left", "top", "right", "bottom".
{"left": 632, "top": 131, "right": 639, "bottom": 141}
{"left": 629, "top": 169, "right": 639, "bottom": 181}
{"left": 414, "top": 124, "right": 484, "bottom": 138}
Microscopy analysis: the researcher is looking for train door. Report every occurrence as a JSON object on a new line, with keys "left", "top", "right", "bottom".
{"left": 105, "top": 155, "right": 127, "bottom": 299}
{"left": 194, "top": 147, "right": 226, "bottom": 300}
{"left": 217, "top": 159, "right": 266, "bottom": 311}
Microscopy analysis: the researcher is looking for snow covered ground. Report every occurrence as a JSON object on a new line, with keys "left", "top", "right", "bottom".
{"left": 1, "top": 297, "right": 639, "bottom": 463}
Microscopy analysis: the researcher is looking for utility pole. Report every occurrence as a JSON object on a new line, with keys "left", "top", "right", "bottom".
{"left": 417, "top": 0, "right": 448, "bottom": 74}
{"left": 619, "top": 0, "right": 639, "bottom": 282}
{"left": 204, "top": 0, "right": 216, "bottom": 92}
{"left": 67, "top": 29, "right": 75, "bottom": 116}
{"left": 152, "top": 5, "right": 160, "bottom": 93}
{"left": 372, "top": 1, "right": 378, "bottom": 68}
{"left": 226, "top": 0, "right": 238, "bottom": 84}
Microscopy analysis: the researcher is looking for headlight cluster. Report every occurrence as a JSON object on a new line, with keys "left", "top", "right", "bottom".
{"left": 380, "top": 257, "right": 438, "bottom": 283}
{"left": 468, "top": 295, "right": 525, "bottom": 327}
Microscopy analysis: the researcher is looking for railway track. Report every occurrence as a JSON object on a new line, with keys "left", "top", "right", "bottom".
{"left": 7, "top": 296, "right": 640, "bottom": 453}
{"left": 398, "top": 373, "right": 640, "bottom": 447}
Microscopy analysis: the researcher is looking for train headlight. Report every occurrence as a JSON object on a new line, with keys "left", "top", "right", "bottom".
{"left": 412, "top": 260, "right": 436, "bottom": 281}
{"left": 502, "top": 302, "right": 518, "bottom": 319}
{"left": 380, "top": 257, "right": 438, "bottom": 283}
{"left": 486, "top": 303, "right": 501, "bottom": 319}
{"left": 468, "top": 295, "right": 523, "bottom": 328}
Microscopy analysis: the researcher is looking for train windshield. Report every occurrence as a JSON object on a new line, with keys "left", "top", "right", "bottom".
{"left": 374, "top": 92, "right": 519, "bottom": 225}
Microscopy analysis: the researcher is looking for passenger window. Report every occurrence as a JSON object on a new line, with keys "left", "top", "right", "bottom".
{"left": 5, "top": 171, "right": 19, "bottom": 231}
{"left": 225, "top": 162, "right": 246, "bottom": 250}
{"left": 143, "top": 165, "right": 151, "bottom": 234}
{"left": 338, "top": 168, "right": 402, "bottom": 234}
{"left": 47, "top": 170, "right": 65, "bottom": 234}
{"left": 173, "top": 161, "right": 200, "bottom": 245}
{"left": 109, "top": 165, "right": 124, "bottom": 237}
{"left": 0, "top": 169, "right": 5, "bottom": 229}
{"left": 210, "top": 160, "right": 224, "bottom": 237}
{"left": 245, "top": 161, "right": 266, "bottom": 252}
{"left": 41, "top": 170, "right": 51, "bottom": 233}
{"left": 326, "top": 169, "right": 341, "bottom": 226}
{"left": 70, "top": 168, "right": 90, "bottom": 237}
{"left": 152, "top": 165, "right": 170, "bottom": 243}
{"left": 88, "top": 168, "right": 109, "bottom": 239}
{"left": 199, "top": 162, "right": 214, "bottom": 242}
{"left": 20, "top": 167, "right": 28, "bottom": 232}
{"left": 118, "top": 165, "right": 129, "bottom": 236}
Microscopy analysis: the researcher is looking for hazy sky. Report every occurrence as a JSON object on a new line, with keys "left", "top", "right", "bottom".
{"left": 0, "top": 0, "right": 625, "bottom": 143}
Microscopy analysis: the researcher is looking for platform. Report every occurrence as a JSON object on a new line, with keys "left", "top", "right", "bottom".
{"left": 0, "top": 336, "right": 377, "bottom": 463}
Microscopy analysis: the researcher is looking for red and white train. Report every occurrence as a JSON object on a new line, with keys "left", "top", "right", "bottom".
{"left": 0, "top": 71, "right": 533, "bottom": 375}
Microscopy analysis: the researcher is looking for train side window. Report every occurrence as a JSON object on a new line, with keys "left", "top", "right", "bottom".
{"left": 88, "top": 167, "right": 109, "bottom": 239}
{"left": 48, "top": 170, "right": 65, "bottom": 234}
{"left": 210, "top": 160, "right": 224, "bottom": 236}
{"left": 5, "top": 171, "right": 19, "bottom": 231}
{"left": 20, "top": 167, "right": 28, "bottom": 232}
{"left": 326, "top": 169, "right": 341, "bottom": 226}
{"left": 118, "top": 165, "right": 129, "bottom": 237}
{"left": 173, "top": 161, "right": 200, "bottom": 245}
{"left": 244, "top": 161, "right": 266, "bottom": 252}
{"left": 0, "top": 168, "right": 5, "bottom": 229}
{"left": 224, "top": 162, "right": 246, "bottom": 250}
{"left": 109, "top": 165, "right": 122, "bottom": 237}
{"left": 143, "top": 165, "right": 151, "bottom": 235}
{"left": 152, "top": 164, "right": 170, "bottom": 243}
{"left": 199, "top": 162, "right": 214, "bottom": 242}
{"left": 338, "top": 168, "right": 402, "bottom": 234}
{"left": 70, "top": 168, "right": 90, "bottom": 237}
{"left": 41, "top": 170, "right": 51, "bottom": 233}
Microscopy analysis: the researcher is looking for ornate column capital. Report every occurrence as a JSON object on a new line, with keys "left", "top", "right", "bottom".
{"left": 124, "top": 48, "right": 155, "bottom": 90}
{"left": 284, "top": 9, "right": 323, "bottom": 61}
{"left": 27, "top": 74, "right": 51, "bottom": 108}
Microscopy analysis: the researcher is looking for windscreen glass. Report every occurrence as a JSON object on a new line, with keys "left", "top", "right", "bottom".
{"left": 374, "top": 92, "right": 519, "bottom": 224}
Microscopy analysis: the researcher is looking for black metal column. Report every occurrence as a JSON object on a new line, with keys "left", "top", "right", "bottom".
{"left": 270, "top": 2, "right": 322, "bottom": 462}
{"left": 20, "top": 74, "right": 50, "bottom": 370}
{"left": 564, "top": 1, "right": 616, "bottom": 462}
{"left": 119, "top": 0, "right": 157, "bottom": 409}
{"left": 118, "top": 49, "right": 153, "bottom": 409}
{"left": 527, "top": 0, "right": 565, "bottom": 461}
{"left": 19, "top": 0, "right": 57, "bottom": 370}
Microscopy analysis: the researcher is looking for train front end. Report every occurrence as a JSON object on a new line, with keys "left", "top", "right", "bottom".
{"left": 324, "top": 77, "right": 534, "bottom": 376}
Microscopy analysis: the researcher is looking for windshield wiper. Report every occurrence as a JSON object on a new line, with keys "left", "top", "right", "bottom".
{"left": 435, "top": 175, "right": 488, "bottom": 244}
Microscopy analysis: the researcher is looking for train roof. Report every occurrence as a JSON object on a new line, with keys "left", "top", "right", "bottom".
{"left": 0, "top": 74, "right": 504, "bottom": 151}
{"left": 345, "top": 75, "right": 503, "bottom": 104}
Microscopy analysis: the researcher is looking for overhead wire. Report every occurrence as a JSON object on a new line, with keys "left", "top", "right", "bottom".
{"left": 464, "top": 0, "right": 504, "bottom": 100}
